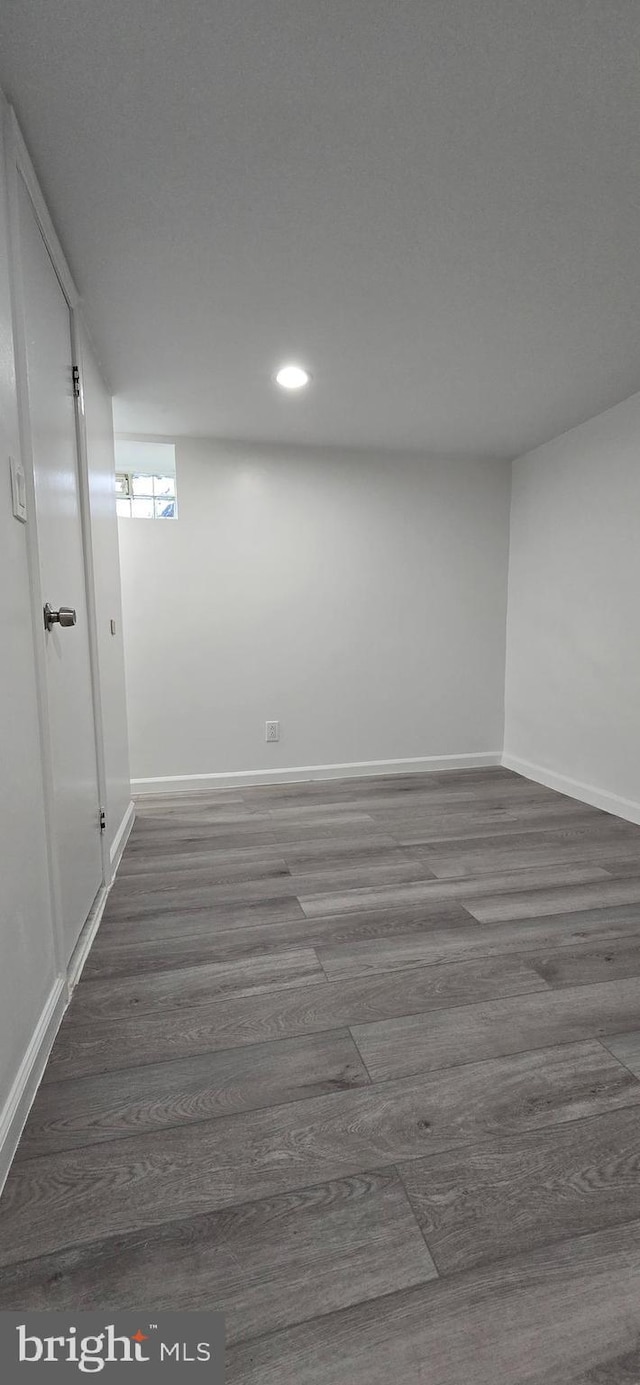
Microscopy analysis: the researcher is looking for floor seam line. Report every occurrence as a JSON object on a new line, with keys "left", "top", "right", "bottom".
{"left": 392, "top": 1161, "right": 444, "bottom": 1278}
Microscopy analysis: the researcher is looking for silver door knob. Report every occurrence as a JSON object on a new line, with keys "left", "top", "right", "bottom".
{"left": 44, "top": 603, "right": 77, "bottom": 631}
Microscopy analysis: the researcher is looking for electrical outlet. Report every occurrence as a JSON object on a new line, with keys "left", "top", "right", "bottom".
{"left": 265, "top": 720, "right": 280, "bottom": 742}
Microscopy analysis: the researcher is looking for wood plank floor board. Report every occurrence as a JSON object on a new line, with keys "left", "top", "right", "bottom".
{"left": 602, "top": 1031, "right": 640, "bottom": 1078}
{"left": 69, "top": 948, "right": 326, "bottom": 1019}
{"left": 468, "top": 878, "right": 640, "bottom": 923}
{"left": 44, "top": 954, "right": 551, "bottom": 1081}
{"left": 123, "top": 828, "right": 282, "bottom": 855}
{"left": 298, "top": 863, "right": 611, "bottom": 918}
{"left": 294, "top": 775, "right": 549, "bottom": 802}
{"left": 351, "top": 977, "right": 640, "bottom": 1081}
{"left": 390, "top": 805, "right": 616, "bottom": 845}
{"left": 128, "top": 828, "right": 283, "bottom": 849}
{"left": 133, "top": 799, "right": 280, "bottom": 820}
{"left": 423, "top": 839, "right": 640, "bottom": 879}
{"left": 132, "top": 807, "right": 378, "bottom": 834}
{"left": 0, "top": 1170, "right": 436, "bottom": 1334}
{"left": 131, "top": 811, "right": 257, "bottom": 833}
{"left": 277, "top": 831, "right": 407, "bottom": 856}
{"left": 241, "top": 767, "right": 514, "bottom": 802}
{"left": 128, "top": 826, "right": 273, "bottom": 847}
{"left": 282, "top": 841, "right": 417, "bottom": 875}
{"left": 382, "top": 796, "right": 611, "bottom": 822}
{"left": 83, "top": 931, "right": 257, "bottom": 979}
{"left": 235, "top": 768, "right": 519, "bottom": 811}
{"left": 265, "top": 804, "right": 381, "bottom": 823}
{"left": 133, "top": 806, "right": 246, "bottom": 823}
{"left": 397, "top": 1105, "right": 640, "bottom": 1276}
{"left": 102, "top": 878, "right": 305, "bottom": 917}
{"left": 131, "top": 809, "right": 256, "bottom": 829}
{"left": 377, "top": 789, "right": 570, "bottom": 816}
{"left": 257, "top": 784, "right": 444, "bottom": 809}
{"left": 2, "top": 1041, "right": 638, "bottom": 1267}
{"left": 316, "top": 907, "right": 640, "bottom": 981}
{"left": 135, "top": 790, "right": 248, "bottom": 807}
{"left": 595, "top": 857, "right": 640, "bottom": 878}
{"left": 86, "top": 901, "right": 475, "bottom": 975}
{"left": 128, "top": 814, "right": 272, "bottom": 840}
{"left": 528, "top": 934, "right": 640, "bottom": 988}
{"left": 103, "top": 858, "right": 443, "bottom": 920}
{"left": 117, "top": 843, "right": 290, "bottom": 877}
{"left": 257, "top": 819, "right": 392, "bottom": 845}
{"left": 93, "top": 895, "right": 306, "bottom": 944}
{"left": 263, "top": 785, "right": 554, "bottom": 819}
{"left": 224, "top": 1218, "right": 640, "bottom": 1385}
{"left": 402, "top": 823, "right": 640, "bottom": 857}
{"left": 420, "top": 766, "right": 516, "bottom": 785}
{"left": 107, "top": 858, "right": 293, "bottom": 897}
{"left": 16, "top": 1030, "right": 370, "bottom": 1157}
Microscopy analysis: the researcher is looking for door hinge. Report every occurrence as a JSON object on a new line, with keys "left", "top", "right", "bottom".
{"left": 99, "top": 807, "right": 106, "bottom": 833}
{"left": 72, "top": 365, "right": 81, "bottom": 399}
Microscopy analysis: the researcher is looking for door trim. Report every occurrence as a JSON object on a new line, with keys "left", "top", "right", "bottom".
{"left": 3, "top": 105, "right": 110, "bottom": 972}
{"left": 71, "top": 315, "right": 112, "bottom": 885}
{"left": 7, "top": 111, "right": 79, "bottom": 308}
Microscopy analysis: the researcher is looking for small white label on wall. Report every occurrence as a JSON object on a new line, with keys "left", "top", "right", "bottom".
{"left": 9, "top": 455, "right": 27, "bottom": 522}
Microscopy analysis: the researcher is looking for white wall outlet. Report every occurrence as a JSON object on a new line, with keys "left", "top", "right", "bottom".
{"left": 265, "top": 720, "right": 280, "bottom": 742}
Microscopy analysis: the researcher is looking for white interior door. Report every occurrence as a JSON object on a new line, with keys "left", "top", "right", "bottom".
{"left": 18, "top": 175, "right": 103, "bottom": 962}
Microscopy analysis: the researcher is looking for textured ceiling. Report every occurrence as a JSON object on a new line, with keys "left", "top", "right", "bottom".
{"left": 1, "top": 1, "right": 639, "bottom": 457}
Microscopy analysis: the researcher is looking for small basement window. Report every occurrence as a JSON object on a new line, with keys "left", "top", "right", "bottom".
{"left": 115, "top": 440, "right": 178, "bottom": 519}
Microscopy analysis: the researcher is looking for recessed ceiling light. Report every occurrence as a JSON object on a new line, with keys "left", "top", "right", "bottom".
{"left": 275, "top": 363, "right": 310, "bottom": 390}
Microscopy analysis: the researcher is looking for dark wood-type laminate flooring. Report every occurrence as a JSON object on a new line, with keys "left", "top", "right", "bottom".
{"left": 3, "top": 766, "right": 640, "bottom": 1381}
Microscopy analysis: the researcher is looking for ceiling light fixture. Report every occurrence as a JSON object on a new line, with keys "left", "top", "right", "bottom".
{"left": 275, "top": 363, "right": 310, "bottom": 390}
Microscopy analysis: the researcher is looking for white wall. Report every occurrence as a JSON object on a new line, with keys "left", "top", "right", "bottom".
{"left": 79, "top": 326, "right": 132, "bottom": 856}
{"left": 0, "top": 96, "right": 59, "bottom": 1170}
{"left": 504, "top": 391, "right": 640, "bottom": 821}
{"left": 118, "top": 440, "right": 511, "bottom": 787}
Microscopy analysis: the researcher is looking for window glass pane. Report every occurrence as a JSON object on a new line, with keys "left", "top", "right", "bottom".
{"left": 132, "top": 473, "right": 156, "bottom": 497}
{"left": 114, "top": 444, "right": 177, "bottom": 518}
{"left": 131, "top": 496, "right": 154, "bottom": 518}
{"left": 155, "top": 497, "right": 176, "bottom": 518}
{"left": 154, "top": 475, "right": 175, "bottom": 497}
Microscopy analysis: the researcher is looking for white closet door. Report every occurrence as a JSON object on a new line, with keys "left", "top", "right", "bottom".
{"left": 18, "top": 175, "right": 102, "bottom": 961}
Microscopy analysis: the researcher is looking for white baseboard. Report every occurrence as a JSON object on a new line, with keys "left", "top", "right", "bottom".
{"left": 132, "top": 751, "right": 503, "bottom": 796}
{"left": 0, "top": 977, "right": 66, "bottom": 1196}
{"left": 66, "top": 883, "right": 110, "bottom": 995}
{"left": 1, "top": 889, "right": 110, "bottom": 1189}
{"left": 109, "top": 797, "right": 135, "bottom": 876}
{"left": 0, "top": 800, "right": 136, "bottom": 1194}
{"left": 502, "top": 753, "right": 640, "bottom": 827}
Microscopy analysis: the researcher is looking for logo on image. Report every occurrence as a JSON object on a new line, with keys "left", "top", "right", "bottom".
{"left": 1, "top": 1312, "right": 224, "bottom": 1381}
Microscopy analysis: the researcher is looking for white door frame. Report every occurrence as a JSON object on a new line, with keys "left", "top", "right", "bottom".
{"left": 3, "top": 105, "right": 111, "bottom": 988}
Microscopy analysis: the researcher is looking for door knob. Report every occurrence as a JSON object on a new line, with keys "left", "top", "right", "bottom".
{"left": 44, "top": 603, "right": 77, "bottom": 631}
